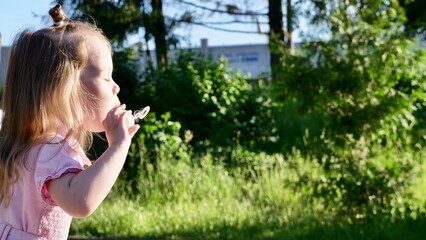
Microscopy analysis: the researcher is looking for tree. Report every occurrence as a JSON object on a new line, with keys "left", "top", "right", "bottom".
{"left": 176, "top": 0, "right": 301, "bottom": 80}
{"left": 286, "top": 0, "right": 295, "bottom": 49}
{"left": 399, "top": 0, "right": 426, "bottom": 38}
{"left": 268, "top": 0, "right": 285, "bottom": 81}
{"left": 65, "top": 0, "right": 304, "bottom": 75}
{"left": 272, "top": 0, "right": 426, "bottom": 216}
{"left": 68, "top": 0, "right": 143, "bottom": 44}
{"left": 149, "top": 0, "right": 168, "bottom": 66}
{"left": 68, "top": 0, "right": 169, "bottom": 67}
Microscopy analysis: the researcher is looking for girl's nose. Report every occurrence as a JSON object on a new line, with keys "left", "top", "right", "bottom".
{"left": 113, "top": 82, "right": 120, "bottom": 95}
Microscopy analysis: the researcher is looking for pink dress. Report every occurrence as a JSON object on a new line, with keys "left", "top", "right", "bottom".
{"left": 0, "top": 134, "right": 92, "bottom": 239}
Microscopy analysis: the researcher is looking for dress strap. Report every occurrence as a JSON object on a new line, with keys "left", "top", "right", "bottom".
{"left": 0, "top": 223, "right": 40, "bottom": 240}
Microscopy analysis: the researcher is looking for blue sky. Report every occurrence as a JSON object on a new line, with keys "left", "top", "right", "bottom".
{"left": 0, "top": 0, "right": 53, "bottom": 46}
{"left": 0, "top": 0, "right": 272, "bottom": 47}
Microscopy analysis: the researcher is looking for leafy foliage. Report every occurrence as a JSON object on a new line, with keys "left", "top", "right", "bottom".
{"left": 138, "top": 50, "right": 277, "bottom": 151}
{"left": 399, "top": 0, "right": 426, "bottom": 37}
{"left": 303, "top": 138, "right": 422, "bottom": 218}
{"left": 70, "top": 0, "right": 143, "bottom": 44}
{"left": 119, "top": 112, "right": 191, "bottom": 197}
{"left": 275, "top": 0, "right": 426, "bottom": 145}
{"left": 67, "top": 0, "right": 426, "bottom": 232}
{"left": 272, "top": 0, "right": 426, "bottom": 217}
{"left": 113, "top": 47, "right": 144, "bottom": 111}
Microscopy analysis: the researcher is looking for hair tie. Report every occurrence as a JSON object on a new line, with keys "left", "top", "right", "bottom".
{"left": 49, "top": 3, "right": 67, "bottom": 27}
{"left": 53, "top": 21, "right": 64, "bottom": 27}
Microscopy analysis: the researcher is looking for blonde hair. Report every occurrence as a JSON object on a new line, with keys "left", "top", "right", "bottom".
{"left": 0, "top": 4, "right": 111, "bottom": 205}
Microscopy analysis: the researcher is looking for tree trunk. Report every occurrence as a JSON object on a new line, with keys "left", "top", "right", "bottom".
{"left": 151, "top": 0, "right": 168, "bottom": 67}
{"left": 268, "top": 0, "right": 285, "bottom": 81}
{"left": 286, "top": 0, "right": 295, "bottom": 54}
{"left": 141, "top": 1, "right": 152, "bottom": 63}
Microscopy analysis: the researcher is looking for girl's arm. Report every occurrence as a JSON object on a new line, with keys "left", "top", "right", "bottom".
{"left": 47, "top": 105, "right": 139, "bottom": 218}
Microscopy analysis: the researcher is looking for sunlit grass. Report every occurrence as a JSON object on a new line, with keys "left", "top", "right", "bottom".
{"left": 69, "top": 149, "right": 426, "bottom": 239}
{"left": 412, "top": 153, "right": 426, "bottom": 201}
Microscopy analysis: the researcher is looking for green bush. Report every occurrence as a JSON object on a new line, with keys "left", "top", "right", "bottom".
{"left": 274, "top": 2, "right": 426, "bottom": 146}
{"left": 271, "top": 1, "right": 426, "bottom": 218}
{"left": 117, "top": 112, "right": 192, "bottom": 198}
{"left": 112, "top": 47, "right": 144, "bottom": 111}
{"left": 301, "top": 137, "right": 423, "bottom": 218}
{"left": 138, "top": 50, "right": 277, "bottom": 153}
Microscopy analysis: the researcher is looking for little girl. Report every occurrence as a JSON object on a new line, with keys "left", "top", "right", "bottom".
{"left": 0, "top": 4, "right": 140, "bottom": 239}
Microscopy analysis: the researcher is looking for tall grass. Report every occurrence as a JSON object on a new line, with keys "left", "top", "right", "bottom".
{"left": 69, "top": 148, "right": 426, "bottom": 239}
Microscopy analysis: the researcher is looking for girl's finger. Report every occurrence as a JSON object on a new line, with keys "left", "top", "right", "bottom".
{"left": 128, "top": 125, "right": 140, "bottom": 137}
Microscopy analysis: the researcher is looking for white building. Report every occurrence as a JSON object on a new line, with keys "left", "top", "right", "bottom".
{"left": 198, "top": 39, "right": 271, "bottom": 79}
{"left": 203, "top": 41, "right": 271, "bottom": 80}
{"left": 137, "top": 39, "right": 274, "bottom": 80}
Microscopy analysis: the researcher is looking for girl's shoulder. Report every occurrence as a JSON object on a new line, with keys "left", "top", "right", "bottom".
{"left": 35, "top": 134, "right": 91, "bottom": 167}
{"left": 30, "top": 135, "right": 92, "bottom": 199}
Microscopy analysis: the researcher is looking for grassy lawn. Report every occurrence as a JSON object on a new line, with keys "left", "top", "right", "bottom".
{"left": 69, "top": 197, "right": 426, "bottom": 239}
{"left": 69, "top": 150, "right": 426, "bottom": 239}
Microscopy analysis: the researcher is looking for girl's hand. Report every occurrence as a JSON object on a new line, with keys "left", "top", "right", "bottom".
{"left": 49, "top": 104, "right": 140, "bottom": 218}
{"left": 102, "top": 104, "right": 139, "bottom": 146}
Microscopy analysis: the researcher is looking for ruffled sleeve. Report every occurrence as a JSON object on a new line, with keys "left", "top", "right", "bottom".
{"left": 34, "top": 137, "right": 92, "bottom": 205}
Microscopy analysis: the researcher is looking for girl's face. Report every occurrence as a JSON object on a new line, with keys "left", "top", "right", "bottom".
{"left": 80, "top": 38, "right": 121, "bottom": 132}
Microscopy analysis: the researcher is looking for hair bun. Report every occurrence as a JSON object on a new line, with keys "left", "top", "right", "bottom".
{"left": 49, "top": 4, "right": 67, "bottom": 25}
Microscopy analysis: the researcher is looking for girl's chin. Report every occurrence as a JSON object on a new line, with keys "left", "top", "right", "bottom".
{"left": 82, "top": 123, "right": 105, "bottom": 133}
{"left": 85, "top": 128, "right": 104, "bottom": 134}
